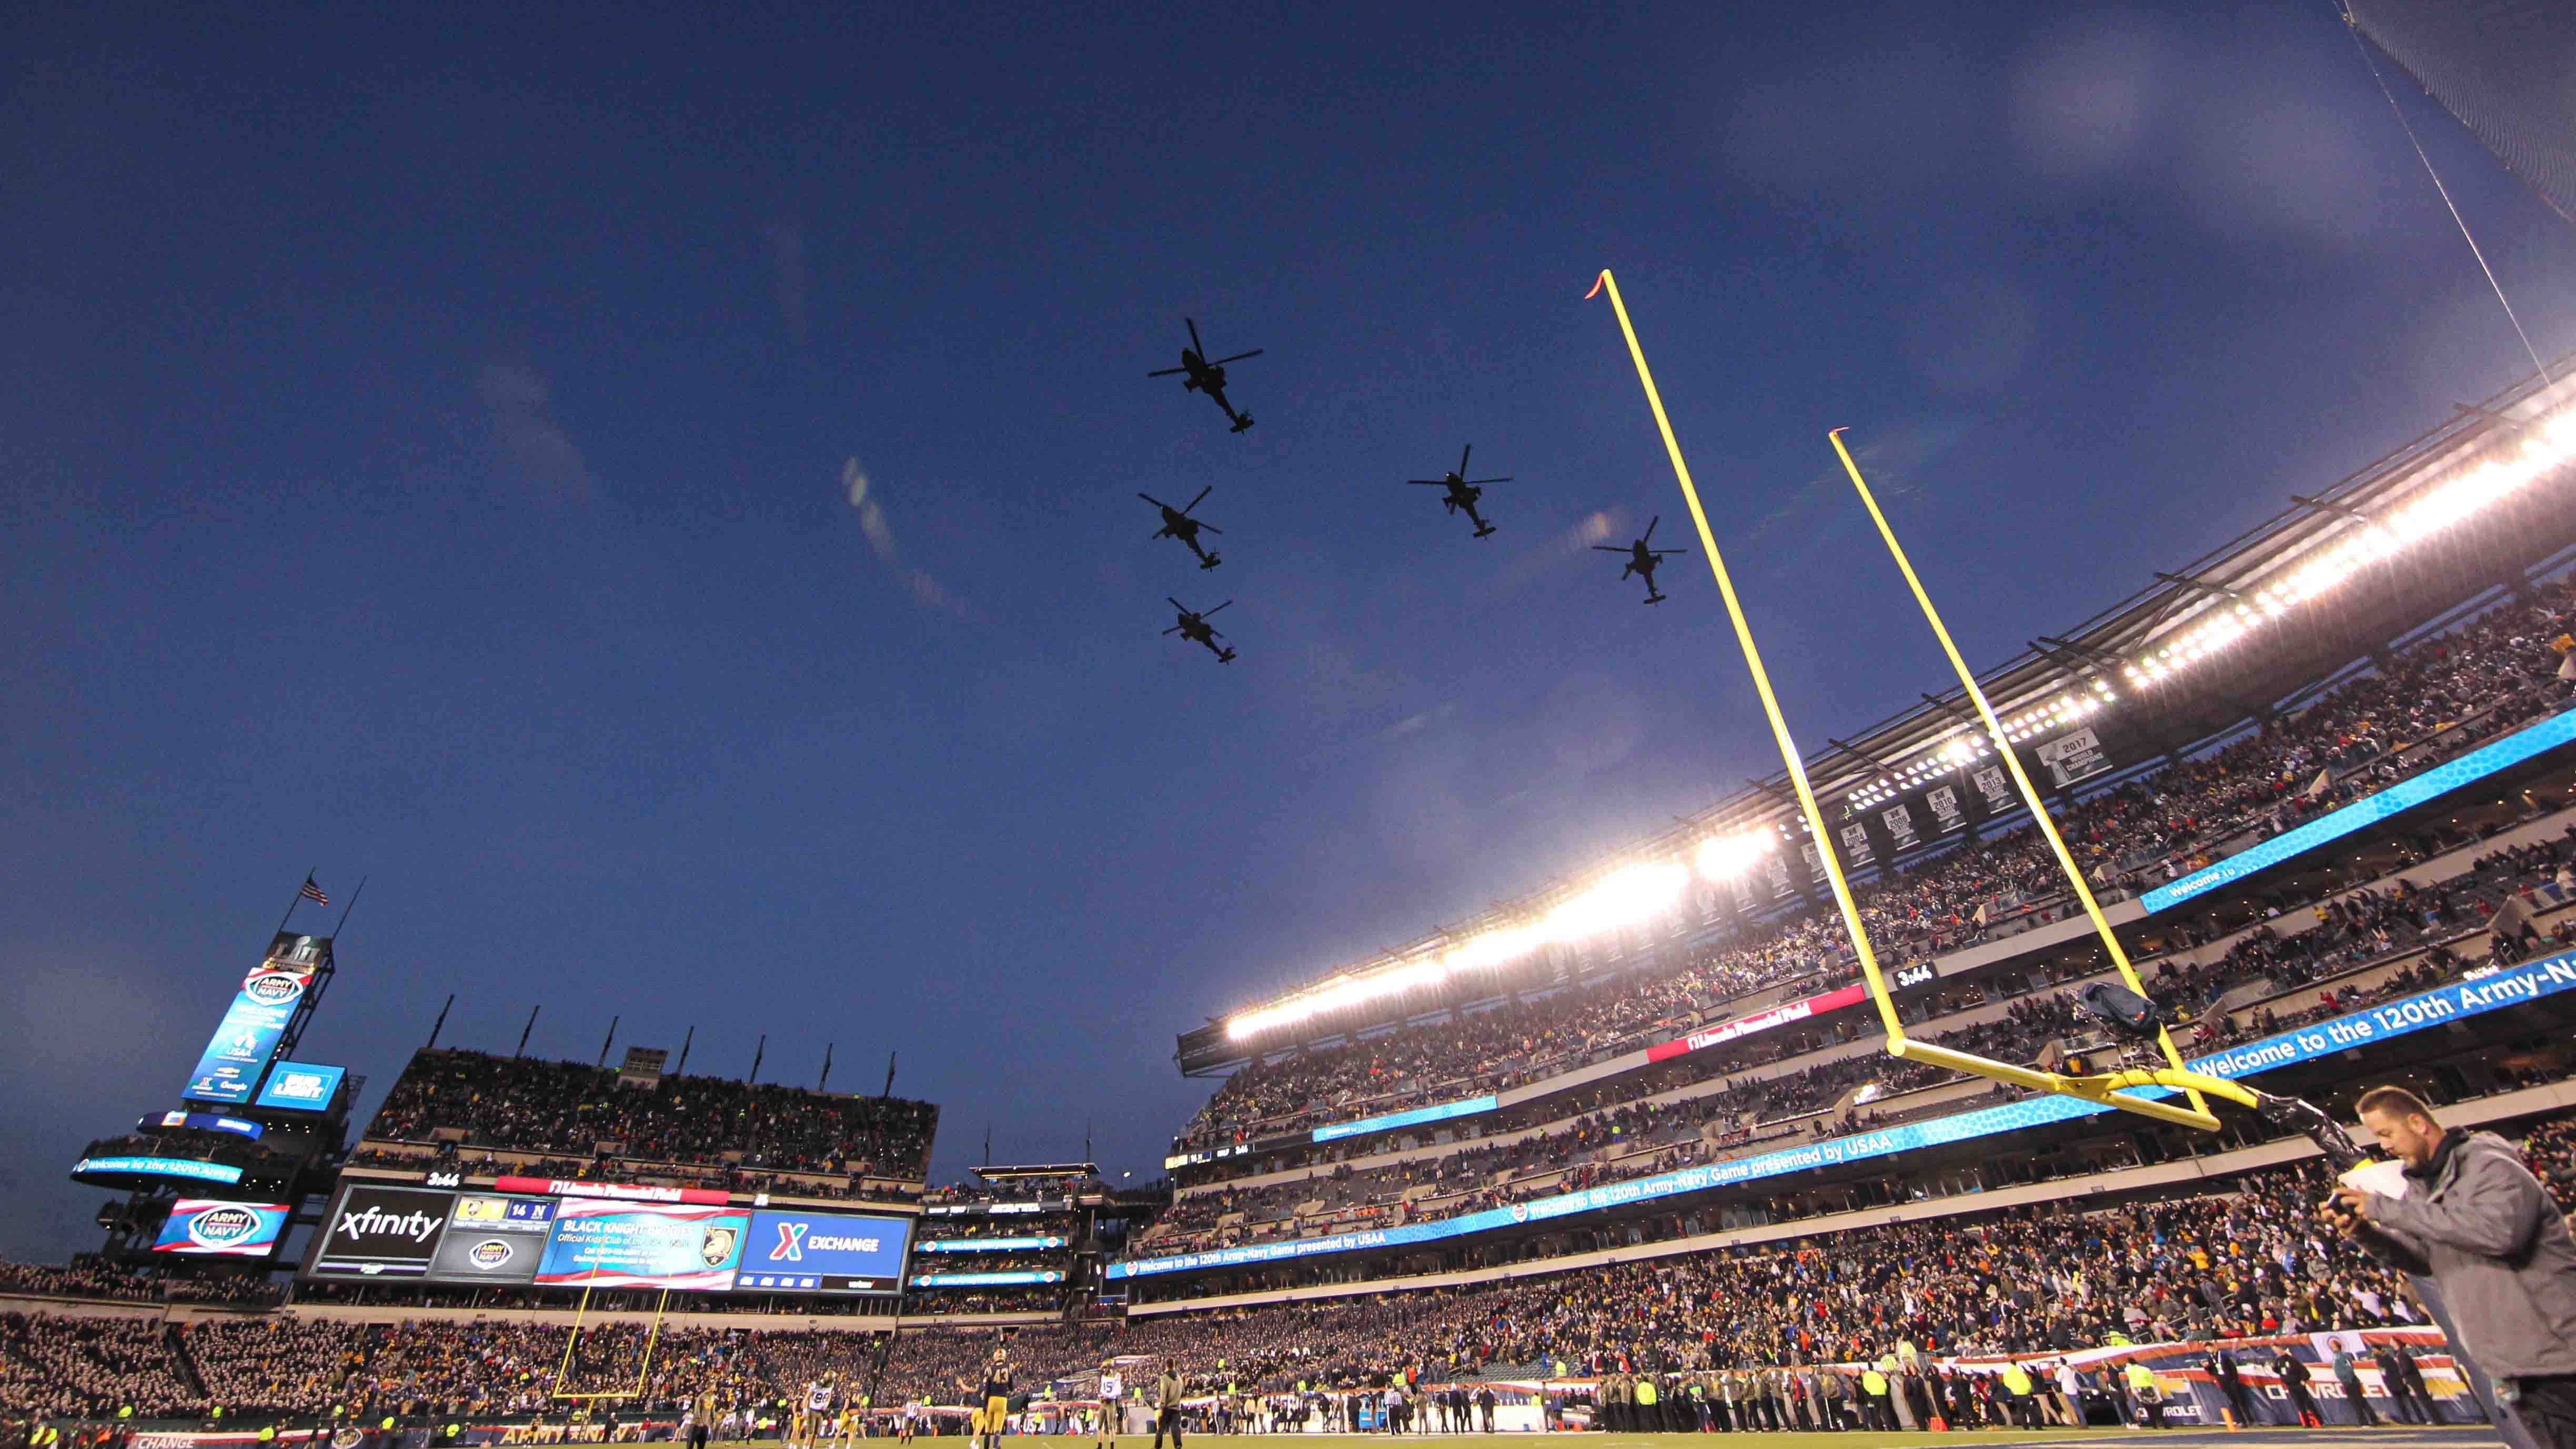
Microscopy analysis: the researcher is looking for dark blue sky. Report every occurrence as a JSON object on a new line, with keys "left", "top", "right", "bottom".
{"left": 6, "top": 3, "right": 2573, "bottom": 1257}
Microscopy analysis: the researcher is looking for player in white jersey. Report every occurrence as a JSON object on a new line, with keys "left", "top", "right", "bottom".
{"left": 1098, "top": 1368, "right": 1124, "bottom": 1447}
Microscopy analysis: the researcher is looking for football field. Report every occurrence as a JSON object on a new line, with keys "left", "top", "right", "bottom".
{"left": 711, "top": 1431, "right": 2490, "bottom": 1449}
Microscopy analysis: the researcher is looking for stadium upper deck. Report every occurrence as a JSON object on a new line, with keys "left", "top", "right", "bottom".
{"left": 1164, "top": 594, "right": 2576, "bottom": 1173}
{"left": 1180, "top": 363, "right": 2576, "bottom": 1081}
{"left": 349, "top": 1046, "right": 939, "bottom": 1194}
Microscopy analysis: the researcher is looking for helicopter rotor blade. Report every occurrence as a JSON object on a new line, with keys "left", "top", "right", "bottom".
{"left": 1458, "top": 443, "right": 1473, "bottom": 477}
{"left": 1463, "top": 476, "right": 1512, "bottom": 485}
{"left": 1138, "top": 492, "right": 1172, "bottom": 509}
{"left": 1147, "top": 367, "right": 1187, "bottom": 378}
{"left": 1185, "top": 318, "right": 1204, "bottom": 356}
{"left": 1198, "top": 522, "right": 1222, "bottom": 536}
{"left": 1644, "top": 515, "right": 1661, "bottom": 542}
{"left": 1590, "top": 545, "right": 1628, "bottom": 554}
{"left": 1168, "top": 598, "right": 1188, "bottom": 611}
{"left": 1404, "top": 479, "right": 1446, "bottom": 486}
{"left": 1184, "top": 485, "right": 1213, "bottom": 513}
{"left": 1204, "top": 600, "right": 1234, "bottom": 617}
{"left": 1210, "top": 349, "right": 1263, "bottom": 365}
{"left": 1162, "top": 624, "right": 1185, "bottom": 636}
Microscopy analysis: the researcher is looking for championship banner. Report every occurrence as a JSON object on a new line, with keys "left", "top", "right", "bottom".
{"left": 534, "top": 1199, "right": 749, "bottom": 1290}
{"left": 1644, "top": 982, "right": 1870, "bottom": 1063}
{"left": 1881, "top": 803, "right": 1919, "bottom": 851}
{"left": 1838, "top": 823, "right": 1873, "bottom": 866}
{"left": 1766, "top": 853, "right": 1794, "bottom": 898}
{"left": 1927, "top": 783, "right": 1963, "bottom": 831}
{"left": 2037, "top": 727, "right": 2112, "bottom": 787}
{"left": 1973, "top": 764, "right": 2012, "bottom": 811}
{"left": 1800, "top": 842, "right": 1826, "bottom": 881}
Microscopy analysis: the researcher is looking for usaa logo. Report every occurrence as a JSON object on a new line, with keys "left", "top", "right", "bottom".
{"left": 466, "top": 1240, "right": 514, "bottom": 1270}
{"left": 243, "top": 971, "right": 307, "bottom": 1006}
{"left": 187, "top": 1206, "right": 265, "bottom": 1249}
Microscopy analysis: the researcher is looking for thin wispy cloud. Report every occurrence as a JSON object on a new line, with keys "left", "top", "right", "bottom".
{"left": 476, "top": 361, "right": 593, "bottom": 505}
{"left": 843, "top": 457, "right": 972, "bottom": 618}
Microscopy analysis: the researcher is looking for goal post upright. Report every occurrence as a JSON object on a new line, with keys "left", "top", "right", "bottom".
{"left": 1587, "top": 268, "right": 2249, "bottom": 1132}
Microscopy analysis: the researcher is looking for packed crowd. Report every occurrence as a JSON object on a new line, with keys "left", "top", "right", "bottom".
{"left": 8, "top": 1114, "right": 2569, "bottom": 1422}
{"left": 361, "top": 1050, "right": 939, "bottom": 1181}
{"left": 0, "top": 1261, "right": 281, "bottom": 1308}
{"left": 1178, "top": 581, "right": 2576, "bottom": 1152}
{"left": 1142, "top": 838, "right": 2573, "bottom": 1257}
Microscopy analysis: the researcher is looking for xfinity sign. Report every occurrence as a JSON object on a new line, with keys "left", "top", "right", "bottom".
{"left": 307, "top": 1185, "right": 452, "bottom": 1279}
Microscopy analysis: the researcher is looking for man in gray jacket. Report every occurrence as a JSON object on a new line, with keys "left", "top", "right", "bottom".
{"left": 2328, "top": 1085, "right": 2576, "bottom": 1449}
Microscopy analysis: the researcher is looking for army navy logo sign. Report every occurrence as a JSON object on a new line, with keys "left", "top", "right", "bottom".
{"left": 186, "top": 1205, "right": 264, "bottom": 1250}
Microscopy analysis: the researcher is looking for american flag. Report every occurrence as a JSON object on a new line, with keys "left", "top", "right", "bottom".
{"left": 298, "top": 876, "right": 329, "bottom": 906}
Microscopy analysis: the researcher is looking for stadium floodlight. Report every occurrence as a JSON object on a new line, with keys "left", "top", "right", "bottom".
{"left": 1587, "top": 267, "right": 2253, "bottom": 1134}
{"left": 1223, "top": 859, "right": 1692, "bottom": 1042}
{"left": 1695, "top": 829, "right": 1773, "bottom": 880}
{"left": 2126, "top": 408, "right": 2574, "bottom": 687}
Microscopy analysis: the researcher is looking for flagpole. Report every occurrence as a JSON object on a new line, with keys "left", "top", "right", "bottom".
{"left": 276, "top": 868, "right": 317, "bottom": 938}
{"left": 330, "top": 876, "right": 368, "bottom": 942}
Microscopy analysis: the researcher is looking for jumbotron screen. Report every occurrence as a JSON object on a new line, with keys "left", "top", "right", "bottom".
{"left": 303, "top": 1182, "right": 911, "bottom": 1294}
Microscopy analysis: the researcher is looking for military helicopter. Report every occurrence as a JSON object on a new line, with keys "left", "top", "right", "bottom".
{"left": 1148, "top": 318, "right": 1261, "bottom": 433}
{"left": 1164, "top": 597, "right": 1236, "bottom": 663}
{"left": 1595, "top": 515, "right": 1687, "bottom": 603}
{"left": 1407, "top": 444, "right": 1507, "bottom": 538}
{"left": 1139, "top": 486, "right": 1222, "bottom": 570}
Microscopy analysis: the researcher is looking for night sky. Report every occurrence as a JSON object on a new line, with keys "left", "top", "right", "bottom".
{"left": 6, "top": 4, "right": 2574, "bottom": 1259}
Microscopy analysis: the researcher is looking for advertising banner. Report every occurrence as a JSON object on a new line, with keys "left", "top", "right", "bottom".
{"left": 494, "top": 1175, "right": 731, "bottom": 1206}
{"left": 309, "top": 1185, "right": 452, "bottom": 1278}
{"left": 2144, "top": 702, "right": 2576, "bottom": 913}
{"left": 183, "top": 958, "right": 319, "bottom": 1106}
{"left": 255, "top": 1061, "right": 346, "bottom": 1112}
{"left": 146, "top": 1112, "right": 263, "bottom": 1139}
{"left": 916, "top": 1236, "right": 1065, "bottom": 1252}
{"left": 1111, "top": 949, "right": 2576, "bottom": 1279}
{"left": 732, "top": 1209, "right": 912, "bottom": 1293}
{"left": 912, "top": 1270, "right": 1063, "bottom": 1286}
{"left": 74, "top": 1156, "right": 242, "bottom": 1186}
{"left": 535, "top": 1199, "right": 749, "bottom": 1290}
{"left": 1644, "top": 982, "right": 1869, "bottom": 1064}
{"left": 1311, "top": 1094, "right": 1499, "bottom": 1143}
{"left": 153, "top": 1200, "right": 290, "bottom": 1256}
{"left": 424, "top": 1192, "right": 557, "bottom": 1285}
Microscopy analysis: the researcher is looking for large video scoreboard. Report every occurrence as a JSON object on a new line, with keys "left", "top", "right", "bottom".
{"left": 304, "top": 1180, "right": 911, "bottom": 1295}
